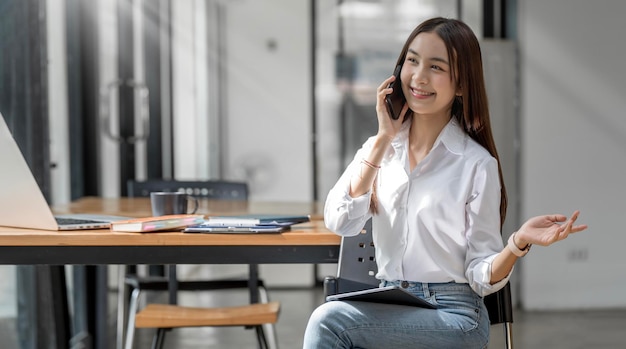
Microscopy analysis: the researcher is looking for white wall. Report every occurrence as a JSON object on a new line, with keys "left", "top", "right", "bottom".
{"left": 172, "top": 0, "right": 213, "bottom": 180}
{"left": 47, "top": 0, "right": 71, "bottom": 205}
{"left": 224, "top": 0, "right": 312, "bottom": 202}
{"left": 97, "top": 0, "right": 122, "bottom": 198}
{"left": 0, "top": 266, "right": 15, "bottom": 318}
{"left": 519, "top": 0, "right": 626, "bottom": 309}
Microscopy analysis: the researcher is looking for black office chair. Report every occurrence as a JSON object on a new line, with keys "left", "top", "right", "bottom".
{"left": 323, "top": 219, "right": 514, "bottom": 349}
{"left": 118, "top": 179, "right": 277, "bottom": 349}
{"left": 126, "top": 179, "right": 249, "bottom": 200}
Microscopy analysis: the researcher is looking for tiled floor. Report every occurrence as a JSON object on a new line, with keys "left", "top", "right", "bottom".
{"left": 1, "top": 283, "right": 626, "bottom": 348}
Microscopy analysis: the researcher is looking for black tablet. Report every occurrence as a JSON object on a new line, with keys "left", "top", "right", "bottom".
{"left": 326, "top": 285, "right": 436, "bottom": 309}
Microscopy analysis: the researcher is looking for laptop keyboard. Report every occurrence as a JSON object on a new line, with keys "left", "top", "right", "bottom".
{"left": 55, "top": 217, "right": 106, "bottom": 225}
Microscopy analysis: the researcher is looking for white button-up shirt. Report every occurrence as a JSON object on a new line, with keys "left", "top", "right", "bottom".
{"left": 324, "top": 118, "right": 510, "bottom": 296}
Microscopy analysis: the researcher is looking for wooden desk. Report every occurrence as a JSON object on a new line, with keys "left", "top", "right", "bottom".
{"left": 0, "top": 220, "right": 339, "bottom": 264}
{"left": 0, "top": 197, "right": 338, "bottom": 349}
{"left": 0, "top": 196, "right": 335, "bottom": 264}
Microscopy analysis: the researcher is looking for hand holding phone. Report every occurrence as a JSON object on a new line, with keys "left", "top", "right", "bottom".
{"left": 384, "top": 65, "right": 405, "bottom": 120}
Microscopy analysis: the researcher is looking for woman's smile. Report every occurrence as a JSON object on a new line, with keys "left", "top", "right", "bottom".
{"left": 410, "top": 87, "right": 434, "bottom": 99}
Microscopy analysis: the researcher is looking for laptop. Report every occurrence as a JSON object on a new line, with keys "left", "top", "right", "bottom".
{"left": 0, "top": 114, "right": 127, "bottom": 231}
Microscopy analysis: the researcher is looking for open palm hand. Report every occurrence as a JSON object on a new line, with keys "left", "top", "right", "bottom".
{"left": 516, "top": 210, "right": 588, "bottom": 247}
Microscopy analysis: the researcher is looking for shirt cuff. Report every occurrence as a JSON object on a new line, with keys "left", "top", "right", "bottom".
{"left": 341, "top": 188, "right": 371, "bottom": 219}
{"left": 474, "top": 254, "right": 513, "bottom": 297}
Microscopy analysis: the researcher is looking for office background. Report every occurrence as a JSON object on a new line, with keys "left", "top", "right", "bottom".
{"left": 0, "top": 0, "right": 625, "bottom": 343}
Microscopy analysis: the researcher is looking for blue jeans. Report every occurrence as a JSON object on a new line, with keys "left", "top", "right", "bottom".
{"left": 303, "top": 281, "right": 489, "bottom": 349}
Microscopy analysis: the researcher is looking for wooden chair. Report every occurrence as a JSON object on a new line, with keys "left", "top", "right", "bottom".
{"left": 125, "top": 265, "right": 280, "bottom": 349}
{"left": 134, "top": 302, "right": 280, "bottom": 348}
{"left": 118, "top": 179, "right": 277, "bottom": 349}
{"left": 323, "top": 219, "right": 514, "bottom": 349}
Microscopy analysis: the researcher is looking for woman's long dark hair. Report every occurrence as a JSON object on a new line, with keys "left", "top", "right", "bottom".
{"left": 371, "top": 17, "right": 508, "bottom": 228}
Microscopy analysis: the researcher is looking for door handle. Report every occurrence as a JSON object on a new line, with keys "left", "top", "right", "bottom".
{"left": 100, "top": 79, "right": 150, "bottom": 143}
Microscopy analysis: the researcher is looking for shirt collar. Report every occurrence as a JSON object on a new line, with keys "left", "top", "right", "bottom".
{"left": 436, "top": 117, "right": 466, "bottom": 155}
{"left": 390, "top": 117, "right": 467, "bottom": 156}
{"left": 393, "top": 117, "right": 467, "bottom": 155}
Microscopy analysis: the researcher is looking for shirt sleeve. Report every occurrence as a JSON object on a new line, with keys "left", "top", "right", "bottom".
{"left": 464, "top": 157, "right": 511, "bottom": 297}
{"left": 323, "top": 139, "right": 374, "bottom": 237}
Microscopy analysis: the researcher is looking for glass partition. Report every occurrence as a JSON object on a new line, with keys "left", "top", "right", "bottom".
{"left": 314, "top": 0, "right": 458, "bottom": 200}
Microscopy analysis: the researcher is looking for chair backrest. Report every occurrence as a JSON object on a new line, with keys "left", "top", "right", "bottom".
{"left": 127, "top": 180, "right": 249, "bottom": 201}
{"left": 335, "top": 219, "right": 379, "bottom": 294}
{"left": 484, "top": 282, "right": 513, "bottom": 325}
{"left": 337, "top": 218, "right": 513, "bottom": 326}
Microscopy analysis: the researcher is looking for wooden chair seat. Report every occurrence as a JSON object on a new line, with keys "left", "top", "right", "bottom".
{"left": 135, "top": 301, "right": 280, "bottom": 329}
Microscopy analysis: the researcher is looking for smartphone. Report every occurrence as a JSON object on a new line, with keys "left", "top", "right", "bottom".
{"left": 384, "top": 65, "right": 405, "bottom": 120}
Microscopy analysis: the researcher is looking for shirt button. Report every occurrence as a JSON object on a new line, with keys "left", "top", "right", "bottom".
{"left": 401, "top": 281, "right": 410, "bottom": 288}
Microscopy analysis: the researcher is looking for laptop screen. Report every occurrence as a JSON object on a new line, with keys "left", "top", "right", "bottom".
{"left": 0, "top": 115, "right": 68, "bottom": 230}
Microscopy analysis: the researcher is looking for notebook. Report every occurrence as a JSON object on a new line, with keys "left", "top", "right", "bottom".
{"left": 184, "top": 224, "right": 290, "bottom": 234}
{"left": 325, "top": 286, "right": 436, "bottom": 309}
{"left": 0, "top": 115, "right": 128, "bottom": 231}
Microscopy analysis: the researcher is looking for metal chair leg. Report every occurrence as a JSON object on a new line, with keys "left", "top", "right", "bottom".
{"left": 123, "top": 288, "right": 141, "bottom": 349}
{"left": 259, "top": 287, "right": 279, "bottom": 349}
{"left": 116, "top": 265, "right": 128, "bottom": 349}
{"left": 151, "top": 328, "right": 166, "bottom": 349}
{"left": 255, "top": 325, "right": 269, "bottom": 349}
{"left": 504, "top": 322, "right": 514, "bottom": 349}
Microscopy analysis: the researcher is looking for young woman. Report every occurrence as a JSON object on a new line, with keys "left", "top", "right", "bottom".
{"left": 303, "top": 17, "right": 587, "bottom": 349}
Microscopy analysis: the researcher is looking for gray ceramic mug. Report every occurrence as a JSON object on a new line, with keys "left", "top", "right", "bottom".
{"left": 150, "top": 192, "right": 199, "bottom": 216}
